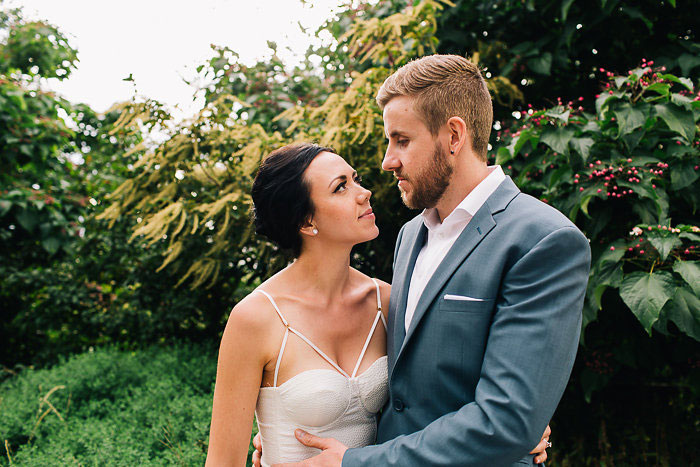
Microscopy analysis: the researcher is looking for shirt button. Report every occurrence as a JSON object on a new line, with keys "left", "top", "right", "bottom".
{"left": 393, "top": 398, "right": 405, "bottom": 412}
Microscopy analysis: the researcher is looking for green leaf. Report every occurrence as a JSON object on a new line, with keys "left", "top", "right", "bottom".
{"left": 0, "top": 199, "right": 11, "bottom": 216}
{"left": 496, "top": 146, "right": 513, "bottom": 165}
{"left": 663, "top": 286, "right": 700, "bottom": 341}
{"left": 655, "top": 103, "right": 696, "bottom": 142}
{"left": 619, "top": 271, "right": 675, "bottom": 335}
{"left": 570, "top": 137, "right": 594, "bottom": 162}
{"left": 668, "top": 0, "right": 676, "bottom": 6}
{"left": 544, "top": 108, "right": 571, "bottom": 123}
{"left": 527, "top": 52, "right": 552, "bottom": 75}
{"left": 677, "top": 53, "right": 700, "bottom": 77}
{"left": 613, "top": 102, "right": 647, "bottom": 137}
{"left": 16, "top": 209, "right": 39, "bottom": 232}
{"left": 648, "top": 236, "right": 682, "bottom": 261}
{"left": 671, "top": 161, "right": 699, "bottom": 190}
{"left": 540, "top": 126, "right": 574, "bottom": 154}
{"left": 673, "top": 261, "right": 700, "bottom": 296}
{"left": 41, "top": 236, "right": 62, "bottom": 254}
{"left": 658, "top": 73, "right": 694, "bottom": 92}
{"left": 514, "top": 128, "right": 539, "bottom": 156}
{"left": 580, "top": 367, "right": 612, "bottom": 403}
{"left": 644, "top": 82, "right": 671, "bottom": 97}
{"left": 679, "top": 232, "right": 700, "bottom": 242}
{"left": 561, "top": 0, "right": 575, "bottom": 20}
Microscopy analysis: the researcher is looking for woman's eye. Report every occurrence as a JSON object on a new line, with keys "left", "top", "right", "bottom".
{"left": 355, "top": 175, "right": 363, "bottom": 185}
{"left": 334, "top": 181, "right": 347, "bottom": 193}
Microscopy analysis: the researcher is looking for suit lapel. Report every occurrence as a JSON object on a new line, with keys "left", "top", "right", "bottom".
{"left": 387, "top": 218, "right": 426, "bottom": 373}
{"left": 396, "top": 177, "right": 521, "bottom": 359}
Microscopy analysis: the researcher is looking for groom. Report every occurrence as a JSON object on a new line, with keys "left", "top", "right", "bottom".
{"left": 273, "top": 55, "right": 590, "bottom": 466}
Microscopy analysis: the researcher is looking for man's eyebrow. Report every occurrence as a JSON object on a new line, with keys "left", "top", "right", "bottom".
{"left": 328, "top": 171, "right": 358, "bottom": 188}
{"left": 387, "top": 130, "right": 406, "bottom": 139}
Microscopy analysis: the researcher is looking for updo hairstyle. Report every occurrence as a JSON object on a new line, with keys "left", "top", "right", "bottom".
{"left": 251, "top": 143, "right": 333, "bottom": 257}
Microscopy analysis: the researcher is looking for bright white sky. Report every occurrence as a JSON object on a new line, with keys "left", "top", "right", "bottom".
{"left": 11, "top": 0, "right": 345, "bottom": 119}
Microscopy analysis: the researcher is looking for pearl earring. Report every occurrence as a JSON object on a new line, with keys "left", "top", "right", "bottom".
{"left": 312, "top": 228, "right": 318, "bottom": 235}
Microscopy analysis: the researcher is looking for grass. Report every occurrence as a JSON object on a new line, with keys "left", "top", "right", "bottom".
{"left": 0, "top": 342, "right": 257, "bottom": 466}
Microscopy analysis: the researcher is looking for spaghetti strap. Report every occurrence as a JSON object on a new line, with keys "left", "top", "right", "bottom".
{"left": 257, "top": 288, "right": 351, "bottom": 379}
{"left": 371, "top": 278, "right": 387, "bottom": 330}
{"left": 257, "top": 289, "right": 288, "bottom": 326}
{"left": 351, "top": 310, "right": 382, "bottom": 377}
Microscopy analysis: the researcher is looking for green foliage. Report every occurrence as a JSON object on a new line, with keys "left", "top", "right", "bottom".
{"left": 0, "top": 7, "right": 77, "bottom": 79}
{"left": 495, "top": 63, "right": 699, "bottom": 341}
{"left": 434, "top": 0, "right": 699, "bottom": 120}
{"left": 494, "top": 64, "right": 700, "bottom": 464}
{"left": 0, "top": 344, "right": 246, "bottom": 465}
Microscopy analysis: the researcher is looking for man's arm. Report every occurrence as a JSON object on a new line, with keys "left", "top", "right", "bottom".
{"left": 343, "top": 226, "right": 591, "bottom": 466}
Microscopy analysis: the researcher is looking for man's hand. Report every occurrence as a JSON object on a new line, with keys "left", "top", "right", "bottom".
{"left": 529, "top": 424, "right": 552, "bottom": 464}
{"left": 273, "top": 429, "right": 347, "bottom": 467}
{"left": 252, "top": 432, "right": 262, "bottom": 467}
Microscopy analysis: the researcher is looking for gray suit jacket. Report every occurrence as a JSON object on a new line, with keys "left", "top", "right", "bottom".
{"left": 343, "top": 177, "right": 591, "bottom": 466}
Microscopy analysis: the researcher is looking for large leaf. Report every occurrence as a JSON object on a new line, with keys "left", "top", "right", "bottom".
{"left": 0, "top": 199, "right": 11, "bottom": 216}
{"left": 41, "top": 236, "right": 61, "bottom": 254}
{"left": 570, "top": 137, "right": 594, "bottom": 162}
{"left": 15, "top": 209, "right": 39, "bottom": 232}
{"left": 670, "top": 161, "right": 699, "bottom": 190}
{"left": 540, "top": 126, "right": 574, "bottom": 154}
{"left": 663, "top": 286, "right": 700, "bottom": 341}
{"left": 648, "top": 236, "right": 682, "bottom": 261}
{"left": 619, "top": 271, "right": 675, "bottom": 335}
{"left": 527, "top": 52, "right": 552, "bottom": 75}
{"left": 613, "top": 102, "right": 647, "bottom": 137}
{"left": 673, "top": 261, "right": 700, "bottom": 296}
{"left": 655, "top": 103, "right": 696, "bottom": 142}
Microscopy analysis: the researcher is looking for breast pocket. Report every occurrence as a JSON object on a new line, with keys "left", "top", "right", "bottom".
{"left": 439, "top": 296, "right": 495, "bottom": 313}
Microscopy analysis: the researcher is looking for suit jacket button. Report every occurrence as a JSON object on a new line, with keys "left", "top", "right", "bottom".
{"left": 393, "top": 398, "right": 404, "bottom": 412}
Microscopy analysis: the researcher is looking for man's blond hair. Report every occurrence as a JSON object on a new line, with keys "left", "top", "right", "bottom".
{"left": 377, "top": 54, "right": 493, "bottom": 161}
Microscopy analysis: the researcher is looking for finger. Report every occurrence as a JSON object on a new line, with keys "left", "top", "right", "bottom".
{"left": 253, "top": 432, "right": 262, "bottom": 451}
{"left": 534, "top": 449, "right": 548, "bottom": 464}
{"left": 295, "top": 429, "right": 332, "bottom": 450}
{"left": 543, "top": 424, "right": 552, "bottom": 439}
{"left": 529, "top": 436, "right": 548, "bottom": 455}
{"left": 252, "top": 450, "right": 261, "bottom": 467}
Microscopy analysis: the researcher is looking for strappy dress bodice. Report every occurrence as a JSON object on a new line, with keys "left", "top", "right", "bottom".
{"left": 254, "top": 279, "right": 389, "bottom": 467}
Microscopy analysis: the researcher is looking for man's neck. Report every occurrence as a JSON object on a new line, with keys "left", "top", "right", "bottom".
{"left": 434, "top": 160, "right": 490, "bottom": 223}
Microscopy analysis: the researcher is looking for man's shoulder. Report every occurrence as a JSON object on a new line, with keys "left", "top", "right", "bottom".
{"left": 501, "top": 192, "right": 586, "bottom": 242}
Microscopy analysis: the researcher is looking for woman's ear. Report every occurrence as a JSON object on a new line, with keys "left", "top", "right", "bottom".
{"left": 299, "top": 217, "right": 318, "bottom": 237}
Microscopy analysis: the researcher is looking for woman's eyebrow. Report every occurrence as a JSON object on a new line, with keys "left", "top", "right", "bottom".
{"left": 328, "top": 171, "right": 358, "bottom": 188}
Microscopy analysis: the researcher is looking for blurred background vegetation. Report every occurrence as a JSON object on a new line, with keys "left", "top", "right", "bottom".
{"left": 1, "top": 0, "right": 698, "bottom": 465}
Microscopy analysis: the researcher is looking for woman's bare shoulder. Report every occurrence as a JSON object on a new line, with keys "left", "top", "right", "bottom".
{"left": 219, "top": 290, "right": 284, "bottom": 363}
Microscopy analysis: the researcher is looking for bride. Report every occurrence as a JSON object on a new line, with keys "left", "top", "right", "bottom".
{"left": 205, "top": 143, "right": 550, "bottom": 466}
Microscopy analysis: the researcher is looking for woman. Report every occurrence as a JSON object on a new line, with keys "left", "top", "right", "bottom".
{"left": 206, "top": 143, "right": 550, "bottom": 466}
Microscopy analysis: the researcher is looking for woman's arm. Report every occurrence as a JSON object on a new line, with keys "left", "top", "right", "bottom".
{"left": 206, "top": 294, "right": 275, "bottom": 466}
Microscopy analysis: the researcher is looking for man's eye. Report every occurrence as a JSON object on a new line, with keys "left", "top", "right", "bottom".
{"left": 398, "top": 139, "right": 408, "bottom": 146}
{"left": 334, "top": 181, "right": 347, "bottom": 193}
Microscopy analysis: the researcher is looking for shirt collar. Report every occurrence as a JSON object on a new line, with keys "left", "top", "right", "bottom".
{"left": 421, "top": 165, "right": 505, "bottom": 231}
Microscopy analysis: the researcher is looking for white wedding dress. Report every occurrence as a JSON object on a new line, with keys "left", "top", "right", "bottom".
{"left": 254, "top": 279, "right": 389, "bottom": 467}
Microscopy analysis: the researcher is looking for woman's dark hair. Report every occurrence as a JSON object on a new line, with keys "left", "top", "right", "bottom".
{"left": 251, "top": 142, "right": 334, "bottom": 257}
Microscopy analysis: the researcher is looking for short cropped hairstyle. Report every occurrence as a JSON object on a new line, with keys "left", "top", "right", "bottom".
{"left": 251, "top": 142, "right": 333, "bottom": 257}
{"left": 376, "top": 54, "right": 493, "bottom": 161}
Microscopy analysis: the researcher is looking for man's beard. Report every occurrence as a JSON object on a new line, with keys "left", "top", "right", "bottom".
{"left": 398, "top": 142, "right": 453, "bottom": 209}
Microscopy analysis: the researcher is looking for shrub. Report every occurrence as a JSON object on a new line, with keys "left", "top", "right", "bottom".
{"left": 0, "top": 343, "right": 256, "bottom": 466}
{"left": 494, "top": 63, "right": 699, "bottom": 464}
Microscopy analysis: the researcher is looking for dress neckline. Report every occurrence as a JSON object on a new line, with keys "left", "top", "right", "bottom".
{"left": 257, "top": 278, "right": 386, "bottom": 386}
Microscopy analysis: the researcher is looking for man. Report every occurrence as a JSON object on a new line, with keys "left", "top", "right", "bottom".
{"left": 259, "top": 54, "right": 590, "bottom": 466}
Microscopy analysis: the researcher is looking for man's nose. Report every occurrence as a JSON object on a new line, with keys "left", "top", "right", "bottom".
{"left": 382, "top": 147, "right": 400, "bottom": 172}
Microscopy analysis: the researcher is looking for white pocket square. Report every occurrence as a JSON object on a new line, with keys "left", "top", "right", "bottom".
{"left": 443, "top": 294, "right": 486, "bottom": 302}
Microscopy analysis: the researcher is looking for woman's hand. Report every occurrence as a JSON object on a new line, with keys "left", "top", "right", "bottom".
{"left": 252, "top": 432, "right": 262, "bottom": 467}
{"left": 529, "top": 424, "right": 552, "bottom": 464}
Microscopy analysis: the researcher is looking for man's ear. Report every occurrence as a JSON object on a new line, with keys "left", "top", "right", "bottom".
{"left": 446, "top": 116, "right": 469, "bottom": 155}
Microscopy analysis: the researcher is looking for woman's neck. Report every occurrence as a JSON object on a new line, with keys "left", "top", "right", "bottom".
{"left": 286, "top": 243, "right": 353, "bottom": 304}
